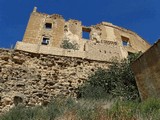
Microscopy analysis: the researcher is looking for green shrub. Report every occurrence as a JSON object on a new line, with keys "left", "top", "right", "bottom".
{"left": 110, "top": 100, "right": 139, "bottom": 119}
{"left": 1, "top": 98, "right": 160, "bottom": 120}
{"left": 78, "top": 53, "right": 141, "bottom": 100}
{"left": 60, "top": 39, "right": 79, "bottom": 50}
{"left": 77, "top": 82, "right": 112, "bottom": 100}
{"left": 0, "top": 105, "right": 46, "bottom": 120}
{"left": 109, "top": 99, "right": 160, "bottom": 119}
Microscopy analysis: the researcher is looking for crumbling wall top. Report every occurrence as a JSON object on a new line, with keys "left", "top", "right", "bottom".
{"left": 32, "top": 7, "right": 64, "bottom": 19}
{"left": 100, "top": 21, "right": 149, "bottom": 44}
{"left": 50, "top": 14, "right": 64, "bottom": 19}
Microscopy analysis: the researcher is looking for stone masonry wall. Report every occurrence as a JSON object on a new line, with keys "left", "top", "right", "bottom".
{"left": 0, "top": 49, "right": 109, "bottom": 113}
{"left": 132, "top": 40, "right": 160, "bottom": 100}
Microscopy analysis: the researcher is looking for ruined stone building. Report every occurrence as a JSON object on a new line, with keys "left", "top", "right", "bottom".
{"left": 0, "top": 7, "right": 153, "bottom": 113}
{"left": 15, "top": 7, "right": 150, "bottom": 62}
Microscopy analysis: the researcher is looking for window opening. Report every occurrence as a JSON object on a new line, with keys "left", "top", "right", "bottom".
{"left": 45, "top": 23, "right": 52, "bottom": 29}
{"left": 82, "top": 27, "right": 91, "bottom": 40}
{"left": 123, "top": 41, "right": 128, "bottom": 46}
{"left": 42, "top": 37, "right": 50, "bottom": 45}
{"left": 121, "top": 36, "right": 130, "bottom": 46}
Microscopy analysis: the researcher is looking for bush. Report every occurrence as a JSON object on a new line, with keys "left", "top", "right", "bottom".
{"left": 1, "top": 98, "right": 160, "bottom": 120}
{"left": 110, "top": 98, "right": 160, "bottom": 120}
{"left": 0, "top": 98, "right": 77, "bottom": 120}
{"left": 60, "top": 39, "right": 79, "bottom": 50}
{"left": 77, "top": 85, "right": 110, "bottom": 99}
{"left": 0, "top": 105, "right": 46, "bottom": 120}
{"left": 78, "top": 53, "right": 141, "bottom": 100}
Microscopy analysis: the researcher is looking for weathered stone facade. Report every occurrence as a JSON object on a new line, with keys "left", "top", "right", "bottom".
{"left": 0, "top": 49, "right": 109, "bottom": 113}
{"left": 15, "top": 7, "right": 150, "bottom": 61}
{"left": 132, "top": 40, "right": 160, "bottom": 100}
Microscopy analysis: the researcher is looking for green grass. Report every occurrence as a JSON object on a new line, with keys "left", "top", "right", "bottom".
{"left": 1, "top": 98, "right": 160, "bottom": 120}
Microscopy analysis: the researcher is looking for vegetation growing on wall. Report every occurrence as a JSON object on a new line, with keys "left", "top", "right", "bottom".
{"left": 60, "top": 39, "right": 79, "bottom": 50}
{"left": 77, "top": 53, "right": 141, "bottom": 100}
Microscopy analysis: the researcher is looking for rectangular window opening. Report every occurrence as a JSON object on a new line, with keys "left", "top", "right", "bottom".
{"left": 42, "top": 37, "right": 50, "bottom": 45}
{"left": 121, "top": 36, "right": 130, "bottom": 46}
{"left": 45, "top": 23, "right": 52, "bottom": 29}
{"left": 82, "top": 27, "right": 91, "bottom": 40}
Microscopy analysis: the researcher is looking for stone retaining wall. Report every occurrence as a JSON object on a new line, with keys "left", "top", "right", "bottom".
{"left": 0, "top": 49, "right": 109, "bottom": 113}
